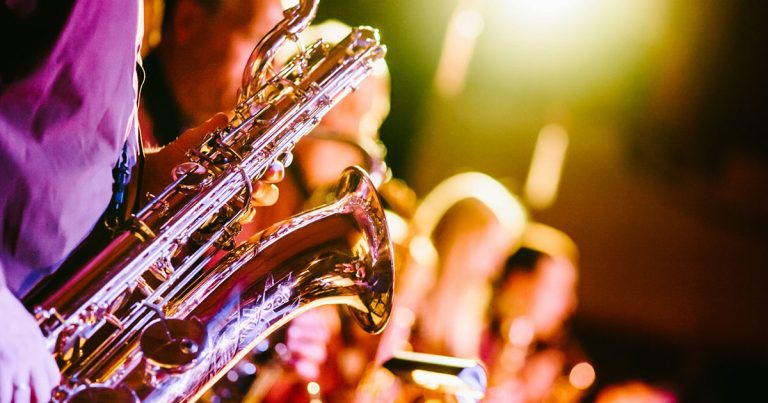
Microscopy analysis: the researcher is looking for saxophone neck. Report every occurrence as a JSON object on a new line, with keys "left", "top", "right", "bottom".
{"left": 239, "top": 0, "right": 319, "bottom": 103}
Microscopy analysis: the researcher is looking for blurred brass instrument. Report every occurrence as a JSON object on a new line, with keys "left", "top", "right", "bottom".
{"left": 22, "top": 0, "right": 392, "bottom": 401}
{"left": 383, "top": 172, "right": 527, "bottom": 361}
{"left": 381, "top": 351, "right": 487, "bottom": 403}
{"left": 355, "top": 172, "right": 527, "bottom": 402}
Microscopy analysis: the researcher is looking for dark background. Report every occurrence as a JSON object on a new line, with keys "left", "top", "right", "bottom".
{"left": 318, "top": 1, "right": 768, "bottom": 401}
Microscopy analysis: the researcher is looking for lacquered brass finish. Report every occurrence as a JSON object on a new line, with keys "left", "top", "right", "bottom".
{"left": 23, "top": 1, "right": 389, "bottom": 400}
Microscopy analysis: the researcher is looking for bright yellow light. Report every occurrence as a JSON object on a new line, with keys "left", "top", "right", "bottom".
{"left": 307, "top": 381, "right": 321, "bottom": 395}
{"left": 454, "top": 8, "right": 485, "bottom": 39}
{"left": 411, "top": 370, "right": 485, "bottom": 400}
{"left": 434, "top": 2, "right": 485, "bottom": 97}
{"left": 480, "top": 0, "right": 669, "bottom": 91}
{"left": 508, "top": 0, "right": 593, "bottom": 38}
{"left": 524, "top": 124, "right": 569, "bottom": 210}
{"left": 569, "top": 362, "right": 596, "bottom": 390}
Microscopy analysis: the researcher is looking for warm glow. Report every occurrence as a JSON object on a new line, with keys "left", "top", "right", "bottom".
{"left": 409, "top": 235, "right": 438, "bottom": 267}
{"left": 454, "top": 8, "right": 485, "bottom": 39}
{"left": 434, "top": 1, "right": 485, "bottom": 97}
{"left": 393, "top": 306, "right": 416, "bottom": 327}
{"left": 506, "top": 0, "right": 593, "bottom": 37}
{"left": 569, "top": 361, "right": 596, "bottom": 390}
{"left": 411, "top": 370, "right": 485, "bottom": 400}
{"left": 398, "top": 351, "right": 479, "bottom": 369}
{"left": 411, "top": 369, "right": 463, "bottom": 391}
{"left": 480, "top": 0, "right": 669, "bottom": 90}
{"left": 524, "top": 124, "right": 569, "bottom": 210}
{"left": 307, "top": 381, "right": 321, "bottom": 395}
{"left": 385, "top": 210, "right": 410, "bottom": 245}
{"left": 413, "top": 172, "right": 527, "bottom": 243}
{"left": 507, "top": 317, "right": 536, "bottom": 347}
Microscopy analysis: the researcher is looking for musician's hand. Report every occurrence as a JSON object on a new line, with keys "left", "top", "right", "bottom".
{"left": 0, "top": 287, "right": 59, "bottom": 403}
{"left": 142, "top": 113, "right": 285, "bottom": 207}
{"left": 283, "top": 307, "right": 339, "bottom": 381}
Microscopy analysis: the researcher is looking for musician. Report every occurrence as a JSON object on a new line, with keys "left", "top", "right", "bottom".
{"left": 482, "top": 223, "right": 586, "bottom": 403}
{"left": 0, "top": 1, "right": 283, "bottom": 402}
{"left": 138, "top": 0, "right": 284, "bottom": 148}
{"left": 0, "top": 2, "right": 145, "bottom": 401}
{"left": 415, "top": 197, "right": 525, "bottom": 360}
{"left": 351, "top": 173, "right": 527, "bottom": 402}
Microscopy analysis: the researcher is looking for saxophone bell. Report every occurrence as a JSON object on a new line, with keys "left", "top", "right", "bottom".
{"left": 63, "top": 167, "right": 393, "bottom": 403}
{"left": 142, "top": 166, "right": 393, "bottom": 402}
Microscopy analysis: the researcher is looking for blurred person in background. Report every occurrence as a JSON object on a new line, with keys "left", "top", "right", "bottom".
{"left": 482, "top": 223, "right": 591, "bottom": 403}
{"left": 415, "top": 196, "right": 526, "bottom": 360}
{"left": 138, "top": 0, "right": 284, "bottom": 148}
{"left": 348, "top": 172, "right": 527, "bottom": 402}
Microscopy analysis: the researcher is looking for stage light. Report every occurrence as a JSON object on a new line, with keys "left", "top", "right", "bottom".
{"left": 524, "top": 124, "right": 569, "bottom": 210}
{"left": 569, "top": 362, "right": 596, "bottom": 390}
{"left": 479, "top": 0, "right": 669, "bottom": 90}
{"left": 434, "top": 2, "right": 485, "bottom": 97}
{"left": 505, "top": 0, "right": 594, "bottom": 39}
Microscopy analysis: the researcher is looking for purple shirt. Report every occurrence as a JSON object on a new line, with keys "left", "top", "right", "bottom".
{"left": 0, "top": 1, "right": 141, "bottom": 296}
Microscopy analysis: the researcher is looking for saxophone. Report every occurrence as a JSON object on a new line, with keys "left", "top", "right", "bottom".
{"left": 22, "top": 0, "right": 392, "bottom": 401}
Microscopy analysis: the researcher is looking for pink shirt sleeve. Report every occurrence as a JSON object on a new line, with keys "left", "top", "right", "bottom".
{"left": 0, "top": 0, "right": 142, "bottom": 296}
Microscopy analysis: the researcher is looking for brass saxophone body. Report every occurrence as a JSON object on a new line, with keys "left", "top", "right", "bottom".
{"left": 22, "top": 0, "right": 391, "bottom": 401}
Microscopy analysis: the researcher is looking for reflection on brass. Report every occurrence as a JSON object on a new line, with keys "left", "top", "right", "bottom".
{"left": 23, "top": 1, "right": 389, "bottom": 400}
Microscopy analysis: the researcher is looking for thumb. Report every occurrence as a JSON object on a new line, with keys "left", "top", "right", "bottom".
{"left": 142, "top": 113, "right": 229, "bottom": 196}
{"left": 168, "top": 113, "right": 230, "bottom": 155}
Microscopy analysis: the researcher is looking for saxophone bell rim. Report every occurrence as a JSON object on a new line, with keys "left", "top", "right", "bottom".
{"left": 335, "top": 165, "right": 394, "bottom": 334}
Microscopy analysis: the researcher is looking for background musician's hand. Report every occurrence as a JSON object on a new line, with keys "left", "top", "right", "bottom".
{"left": 142, "top": 113, "right": 285, "bottom": 207}
{"left": 0, "top": 286, "right": 60, "bottom": 403}
{"left": 283, "top": 307, "right": 339, "bottom": 381}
